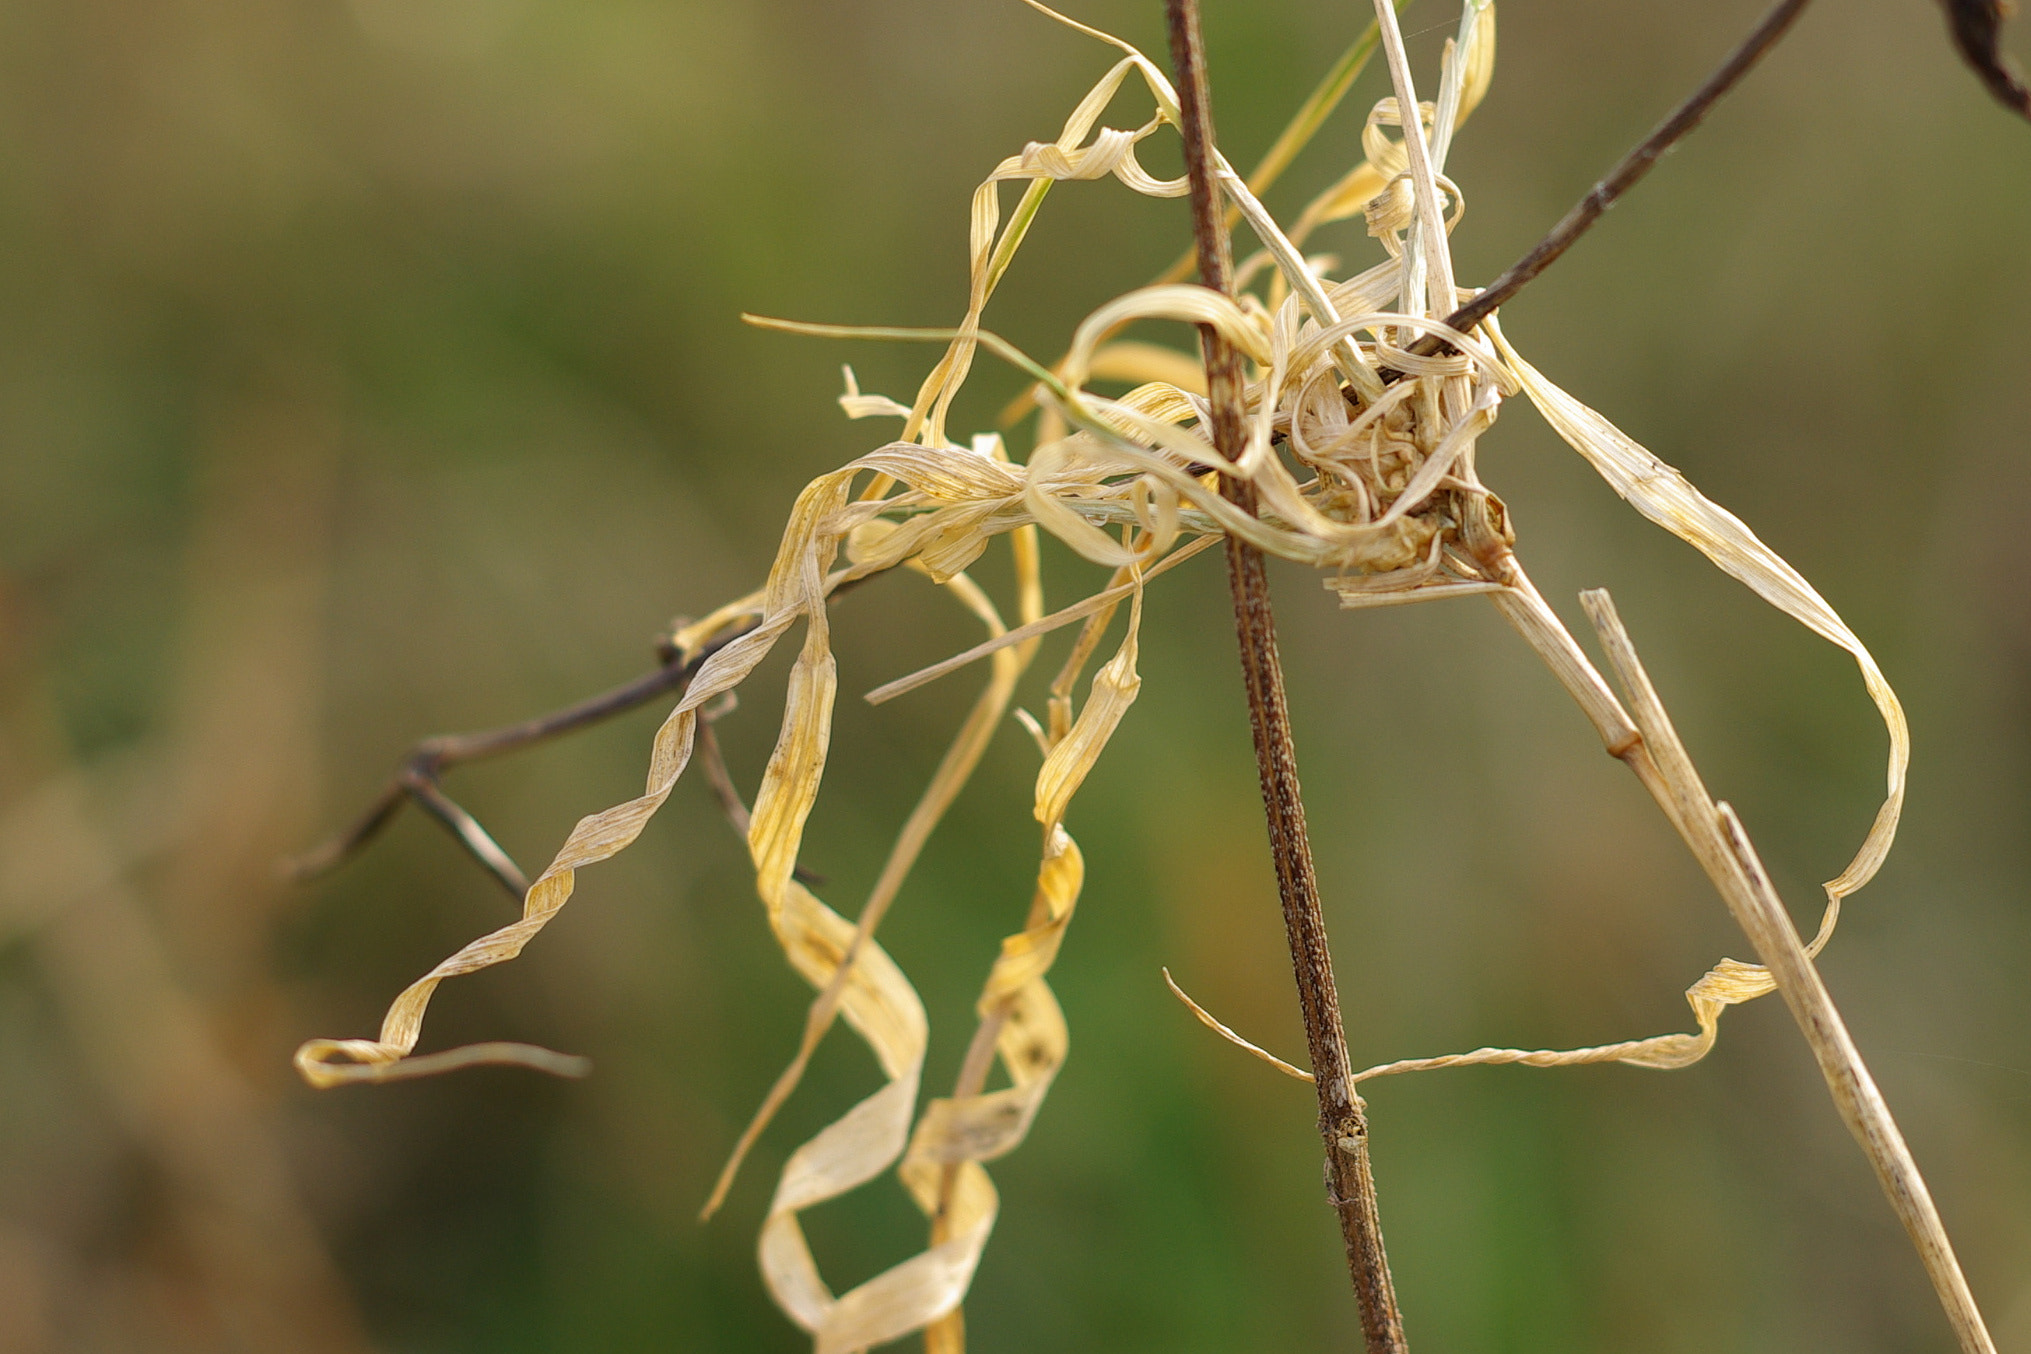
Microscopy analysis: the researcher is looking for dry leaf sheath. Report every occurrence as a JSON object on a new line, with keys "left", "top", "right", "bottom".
{"left": 293, "top": 3, "right": 2000, "bottom": 1349}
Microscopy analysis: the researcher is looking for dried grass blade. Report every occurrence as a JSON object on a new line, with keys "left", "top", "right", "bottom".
{"left": 1150, "top": 8, "right": 1397, "bottom": 285}
{"left": 1492, "top": 320, "right": 1907, "bottom": 914}
{"left": 702, "top": 565, "right": 1034, "bottom": 1220}
{"left": 781, "top": 580, "right": 1148, "bottom": 1353}
{"left": 1086, "top": 339, "right": 1211, "bottom": 392}
{"left": 1163, "top": 967, "right": 1314, "bottom": 1081}
{"left": 340, "top": 1042, "right": 591, "bottom": 1083}
{"left": 1332, "top": 579, "right": 1502, "bottom": 609}
{"left": 1367, "top": 0, "right": 1460, "bottom": 320}
{"left": 1350, "top": 956, "right": 1778, "bottom": 1083}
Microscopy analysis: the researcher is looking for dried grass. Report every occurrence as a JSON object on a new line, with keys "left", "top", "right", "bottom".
{"left": 293, "top": 2, "right": 1996, "bottom": 1349}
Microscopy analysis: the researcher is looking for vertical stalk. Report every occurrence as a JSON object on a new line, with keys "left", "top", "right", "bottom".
{"left": 1163, "top": 3, "right": 1408, "bottom": 1349}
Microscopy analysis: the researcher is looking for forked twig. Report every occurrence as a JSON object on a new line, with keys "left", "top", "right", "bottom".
{"left": 1166, "top": 2, "right": 1407, "bottom": 1349}
{"left": 285, "top": 577, "right": 892, "bottom": 900}
{"left": 283, "top": 645, "right": 728, "bottom": 899}
{"left": 404, "top": 775, "right": 533, "bottom": 898}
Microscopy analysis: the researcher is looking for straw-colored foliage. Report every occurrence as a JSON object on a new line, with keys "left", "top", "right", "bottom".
{"left": 295, "top": 2, "right": 1960, "bottom": 1349}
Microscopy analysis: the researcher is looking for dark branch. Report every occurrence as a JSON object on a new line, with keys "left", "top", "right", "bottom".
{"left": 282, "top": 636, "right": 727, "bottom": 895}
{"left": 1166, "top": 2, "right": 1408, "bottom": 1350}
{"left": 1403, "top": 0, "right": 1814, "bottom": 363}
{"left": 1939, "top": 0, "right": 2031, "bottom": 119}
{"left": 695, "top": 711, "right": 825, "bottom": 888}
{"left": 696, "top": 715, "right": 752, "bottom": 839}
{"left": 403, "top": 774, "right": 533, "bottom": 900}
{"left": 285, "top": 572, "right": 892, "bottom": 897}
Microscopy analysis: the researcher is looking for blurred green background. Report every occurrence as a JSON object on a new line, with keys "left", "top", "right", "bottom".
{"left": 1, "top": 0, "right": 2027, "bottom": 1350}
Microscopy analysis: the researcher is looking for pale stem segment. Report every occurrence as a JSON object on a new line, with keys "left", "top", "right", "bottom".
{"left": 1497, "top": 576, "right": 1996, "bottom": 1354}
{"left": 1165, "top": 0, "right": 1407, "bottom": 1349}
{"left": 1578, "top": 591, "right": 1996, "bottom": 1354}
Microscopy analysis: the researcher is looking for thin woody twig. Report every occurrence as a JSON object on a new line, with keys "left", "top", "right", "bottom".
{"left": 695, "top": 714, "right": 828, "bottom": 888}
{"left": 403, "top": 774, "right": 532, "bottom": 899}
{"left": 281, "top": 644, "right": 724, "bottom": 891}
{"left": 1165, "top": 2, "right": 1407, "bottom": 1350}
{"left": 1402, "top": 0, "right": 1814, "bottom": 362}
{"left": 695, "top": 716, "right": 752, "bottom": 838}
{"left": 285, "top": 572, "right": 896, "bottom": 899}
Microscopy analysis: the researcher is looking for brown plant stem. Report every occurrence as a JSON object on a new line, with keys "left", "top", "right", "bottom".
{"left": 1165, "top": 2, "right": 1407, "bottom": 1349}
{"left": 1404, "top": 0, "right": 1813, "bottom": 362}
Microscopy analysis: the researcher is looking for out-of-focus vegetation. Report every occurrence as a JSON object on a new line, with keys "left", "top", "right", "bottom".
{"left": 0, "top": 0, "right": 2026, "bottom": 1350}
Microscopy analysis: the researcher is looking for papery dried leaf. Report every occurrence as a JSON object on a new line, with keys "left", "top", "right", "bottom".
{"left": 1348, "top": 955, "right": 1777, "bottom": 1084}
{"left": 1491, "top": 320, "right": 1907, "bottom": 912}
{"left": 1063, "top": 284, "right": 1271, "bottom": 384}
{"left": 881, "top": 586, "right": 1144, "bottom": 1350}
{"left": 839, "top": 365, "right": 914, "bottom": 421}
